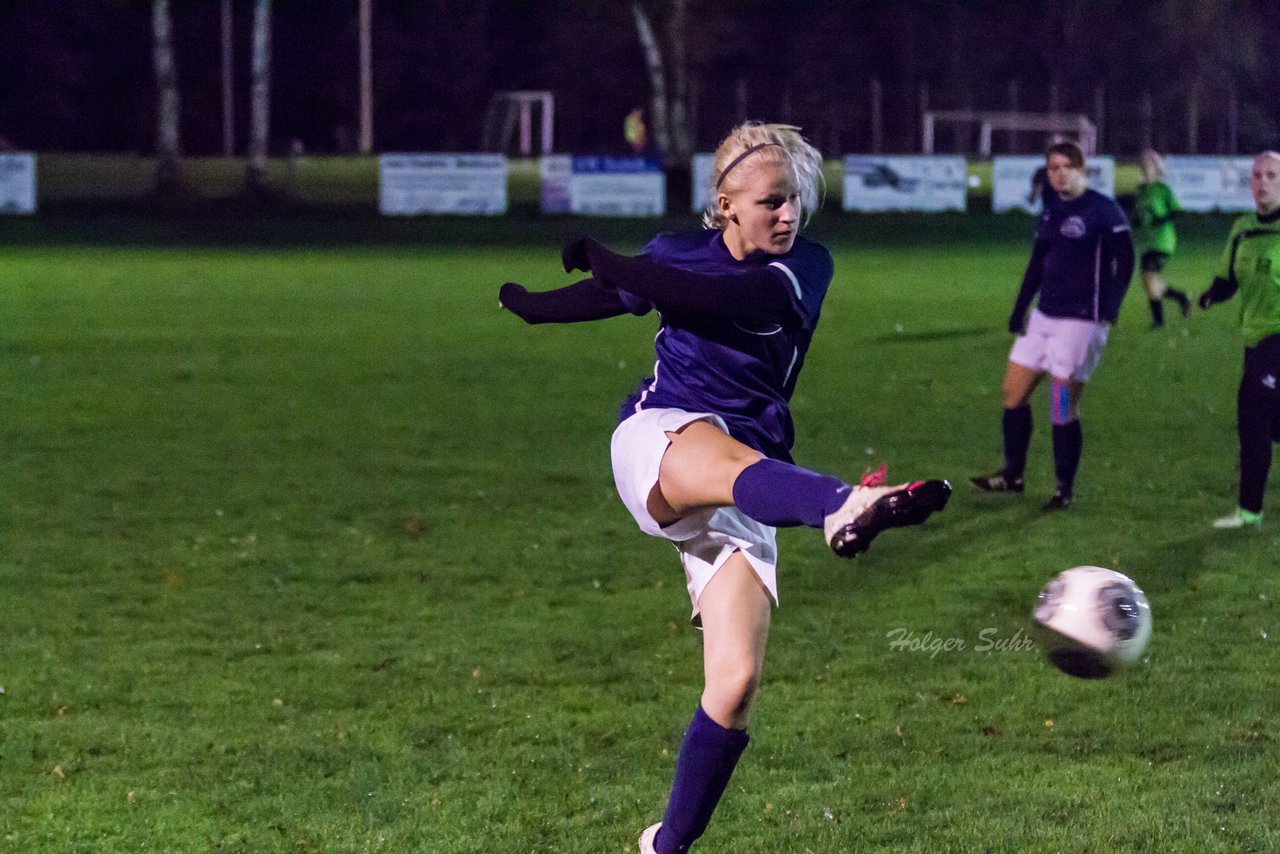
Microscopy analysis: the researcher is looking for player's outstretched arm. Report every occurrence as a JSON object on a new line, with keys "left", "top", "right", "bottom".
{"left": 499, "top": 278, "right": 630, "bottom": 324}
{"left": 578, "top": 237, "right": 801, "bottom": 326}
{"left": 1198, "top": 276, "right": 1238, "bottom": 310}
{"left": 1008, "top": 244, "right": 1046, "bottom": 333}
{"left": 562, "top": 234, "right": 593, "bottom": 274}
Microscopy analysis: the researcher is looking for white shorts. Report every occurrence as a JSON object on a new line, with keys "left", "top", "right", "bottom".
{"left": 610, "top": 408, "right": 779, "bottom": 624}
{"left": 1009, "top": 308, "right": 1110, "bottom": 382}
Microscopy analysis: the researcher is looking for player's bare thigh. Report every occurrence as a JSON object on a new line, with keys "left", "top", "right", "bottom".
{"left": 646, "top": 420, "right": 763, "bottom": 526}
{"left": 1002, "top": 361, "right": 1044, "bottom": 408}
{"left": 1141, "top": 269, "right": 1167, "bottom": 299}
{"left": 697, "top": 550, "right": 772, "bottom": 729}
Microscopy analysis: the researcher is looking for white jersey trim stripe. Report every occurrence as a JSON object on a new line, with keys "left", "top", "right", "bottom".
{"left": 782, "top": 346, "right": 799, "bottom": 387}
{"left": 1092, "top": 238, "right": 1102, "bottom": 321}
{"left": 635, "top": 329, "right": 665, "bottom": 412}
{"left": 769, "top": 261, "right": 804, "bottom": 301}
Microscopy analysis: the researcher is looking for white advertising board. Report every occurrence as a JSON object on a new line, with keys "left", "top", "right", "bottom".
{"left": 379, "top": 153, "right": 507, "bottom": 215}
{"left": 691, "top": 153, "right": 715, "bottom": 213}
{"left": 540, "top": 155, "right": 573, "bottom": 214}
{"left": 993, "top": 155, "right": 1116, "bottom": 213}
{"left": 1163, "top": 156, "right": 1254, "bottom": 212}
{"left": 0, "top": 153, "right": 37, "bottom": 214}
{"left": 843, "top": 155, "right": 968, "bottom": 212}
{"left": 542, "top": 155, "right": 665, "bottom": 216}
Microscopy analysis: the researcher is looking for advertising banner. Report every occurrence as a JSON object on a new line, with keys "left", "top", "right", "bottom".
{"left": 1163, "top": 156, "right": 1254, "bottom": 212}
{"left": 691, "top": 153, "right": 715, "bottom": 213}
{"left": 541, "top": 155, "right": 665, "bottom": 216}
{"left": 843, "top": 155, "right": 968, "bottom": 212}
{"left": 0, "top": 153, "right": 36, "bottom": 214}
{"left": 379, "top": 153, "right": 507, "bottom": 215}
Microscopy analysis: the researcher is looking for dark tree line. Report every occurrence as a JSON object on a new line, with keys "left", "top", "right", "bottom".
{"left": 0, "top": 0, "right": 1275, "bottom": 159}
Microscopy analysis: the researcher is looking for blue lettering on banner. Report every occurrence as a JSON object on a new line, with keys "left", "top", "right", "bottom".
{"left": 572, "top": 156, "right": 662, "bottom": 174}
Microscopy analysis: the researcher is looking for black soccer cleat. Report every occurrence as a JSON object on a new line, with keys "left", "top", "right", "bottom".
{"left": 1173, "top": 290, "right": 1192, "bottom": 318}
{"left": 969, "top": 470, "right": 1025, "bottom": 493}
{"left": 1041, "top": 492, "right": 1073, "bottom": 513}
{"left": 824, "top": 479, "right": 952, "bottom": 558}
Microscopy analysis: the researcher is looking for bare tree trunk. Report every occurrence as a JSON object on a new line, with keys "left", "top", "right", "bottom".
{"left": 916, "top": 80, "right": 929, "bottom": 152}
{"left": 1227, "top": 87, "right": 1239, "bottom": 154}
{"left": 151, "top": 0, "right": 182, "bottom": 191}
{"left": 1140, "top": 90, "right": 1154, "bottom": 151}
{"left": 1007, "top": 80, "right": 1019, "bottom": 153}
{"left": 359, "top": 0, "right": 373, "bottom": 154}
{"left": 633, "top": 1, "right": 697, "bottom": 211}
{"left": 1186, "top": 80, "right": 1200, "bottom": 155}
{"left": 631, "top": 2, "right": 671, "bottom": 159}
{"left": 870, "top": 78, "right": 883, "bottom": 153}
{"left": 221, "top": 0, "right": 234, "bottom": 157}
{"left": 1093, "top": 84, "right": 1105, "bottom": 152}
{"left": 246, "top": 0, "right": 272, "bottom": 193}
{"left": 665, "top": 0, "right": 691, "bottom": 164}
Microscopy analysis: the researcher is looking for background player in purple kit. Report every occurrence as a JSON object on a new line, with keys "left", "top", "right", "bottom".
{"left": 972, "top": 141, "right": 1135, "bottom": 511}
{"left": 500, "top": 122, "right": 950, "bottom": 853}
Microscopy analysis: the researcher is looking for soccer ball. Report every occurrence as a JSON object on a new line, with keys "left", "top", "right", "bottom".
{"left": 1033, "top": 566, "right": 1152, "bottom": 679}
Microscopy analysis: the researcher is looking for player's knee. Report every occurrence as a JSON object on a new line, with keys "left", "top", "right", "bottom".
{"left": 1142, "top": 272, "right": 1164, "bottom": 299}
{"left": 1049, "top": 378, "right": 1074, "bottom": 425}
{"left": 664, "top": 425, "right": 762, "bottom": 491}
{"left": 706, "top": 658, "right": 762, "bottom": 719}
{"left": 1001, "top": 379, "right": 1030, "bottom": 409}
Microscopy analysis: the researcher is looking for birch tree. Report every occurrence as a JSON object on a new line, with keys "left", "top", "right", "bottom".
{"left": 151, "top": 0, "right": 181, "bottom": 191}
{"left": 246, "top": 0, "right": 272, "bottom": 193}
{"left": 630, "top": 0, "right": 692, "bottom": 167}
{"left": 631, "top": 0, "right": 694, "bottom": 210}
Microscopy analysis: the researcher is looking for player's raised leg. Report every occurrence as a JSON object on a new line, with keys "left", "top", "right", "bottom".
{"left": 652, "top": 420, "right": 950, "bottom": 558}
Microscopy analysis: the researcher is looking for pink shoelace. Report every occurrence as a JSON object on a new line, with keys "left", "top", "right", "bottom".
{"left": 859, "top": 463, "right": 888, "bottom": 488}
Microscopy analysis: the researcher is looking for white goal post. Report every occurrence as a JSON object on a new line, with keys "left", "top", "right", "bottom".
{"left": 922, "top": 110, "right": 1097, "bottom": 157}
{"left": 482, "top": 91, "right": 554, "bottom": 156}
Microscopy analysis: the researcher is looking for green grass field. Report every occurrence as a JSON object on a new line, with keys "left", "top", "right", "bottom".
{"left": 3, "top": 210, "right": 1278, "bottom": 851}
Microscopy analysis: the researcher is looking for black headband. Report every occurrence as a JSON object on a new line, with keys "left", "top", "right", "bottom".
{"left": 714, "top": 142, "right": 783, "bottom": 190}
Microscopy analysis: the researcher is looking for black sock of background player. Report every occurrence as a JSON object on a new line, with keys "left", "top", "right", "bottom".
{"left": 1165, "top": 287, "right": 1191, "bottom": 313}
{"left": 1149, "top": 299, "right": 1164, "bottom": 326}
{"left": 1052, "top": 420, "right": 1083, "bottom": 497}
{"left": 1002, "top": 404, "right": 1032, "bottom": 479}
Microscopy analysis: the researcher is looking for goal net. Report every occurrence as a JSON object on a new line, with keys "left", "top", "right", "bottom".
{"left": 481, "top": 91, "right": 555, "bottom": 156}
{"left": 922, "top": 111, "right": 1097, "bottom": 157}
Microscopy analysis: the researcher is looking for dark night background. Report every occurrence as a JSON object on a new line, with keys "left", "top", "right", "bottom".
{"left": 1, "top": 0, "right": 1276, "bottom": 158}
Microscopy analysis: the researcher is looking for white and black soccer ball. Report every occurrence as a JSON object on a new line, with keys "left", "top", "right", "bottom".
{"left": 1033, "top": 566, "right": 1152, "bottom": 679}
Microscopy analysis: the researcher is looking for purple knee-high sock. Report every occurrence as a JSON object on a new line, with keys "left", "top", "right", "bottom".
{"left": 731, "top": 458, "right": 850, "bottom": 528}
{"left": 1051, "top": 419, "right": 1083, "bottom": 497}
{"left": 654, "top": 706, "right": 750, "bottom": 854}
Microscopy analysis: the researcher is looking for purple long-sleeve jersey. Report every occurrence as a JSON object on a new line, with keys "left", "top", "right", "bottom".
{"left": 617, "top": 230, "right": 834, "bottom": 463}
{"left": 1013, "top": 188, "right": 1135, "bottom": 325}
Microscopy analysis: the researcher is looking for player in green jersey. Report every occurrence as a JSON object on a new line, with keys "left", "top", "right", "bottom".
{"left": 1198, "top": 151, "right": 1280, "bottom": 528}
{"left": 1134, "top": 150, "right": 1191, "bottom": 329}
